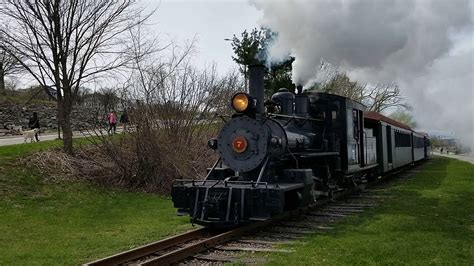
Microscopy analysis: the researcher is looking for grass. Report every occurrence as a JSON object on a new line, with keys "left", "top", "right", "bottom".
{"left": 0, "top": 95, "right": 56, "bottom": 106}
{"left": 0, "top": 140, "right": 193, "bottom": 265}
{"left": 265, "top": 156, "right": 474, "bottom": 265}
{"left": 2, "top": 140, "right": 472, "bottom": 265}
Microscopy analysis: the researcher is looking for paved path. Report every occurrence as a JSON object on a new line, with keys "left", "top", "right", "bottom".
{"left": 0, "top": 132, "right": 61, "bottom": 146}
{"left": 0, "top": 128, "right": 123, "bottom": 147}
{"left": 433, "top": 152, "right": 474, "bottom": 164}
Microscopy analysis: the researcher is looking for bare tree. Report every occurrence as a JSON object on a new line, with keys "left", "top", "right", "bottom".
{"left": 318, "top": 73, "right": 409, "bottom": 113}
{"left": 364, "top": 83, "right": 409, "bottom": 113}
{"left": 79, "top": 29, "right": 244, "bottom": 191}
{"left": 118, "top": 63, "right": 243, "bottom": 192}
{"left": 0, "top": 42, "right": 24, "bottom": 96}
{"left": 0, "top": 0, "right": 152, "bottom": 154}
{"left": 320, "top": 73, "right": 364, "bottom": 103}
{"left": 97, "top": 87, "right": 119, "bottom": 113}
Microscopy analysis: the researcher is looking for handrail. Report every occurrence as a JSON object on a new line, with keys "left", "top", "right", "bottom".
{"left": 204, "top": 158, "right": 221, "bottom": 180}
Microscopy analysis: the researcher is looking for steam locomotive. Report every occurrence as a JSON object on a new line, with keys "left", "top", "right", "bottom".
{"left": 171, "top": 65, "right": 430, "bottom": 228}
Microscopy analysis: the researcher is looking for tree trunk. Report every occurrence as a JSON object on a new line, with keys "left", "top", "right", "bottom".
{"left": 0, "top": 62, "right": 5, "bottom": 96}
{"left": 58, "top": 100, "right": 74, "bottom": 154}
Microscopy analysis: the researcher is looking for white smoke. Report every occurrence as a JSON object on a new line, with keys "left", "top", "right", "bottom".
{"left": 252, "top": 0, "right": 474, "bottom": 149}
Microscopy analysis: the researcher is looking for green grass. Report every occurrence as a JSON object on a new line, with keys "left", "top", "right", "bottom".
{"left": 0, "top": 95, "right": 56, "bottom": 106}
{"left": 0, "top": 140, "right": 193, "bottom": 265}
{"left": 265, "top": 157, "right": 474, "bottom": 265}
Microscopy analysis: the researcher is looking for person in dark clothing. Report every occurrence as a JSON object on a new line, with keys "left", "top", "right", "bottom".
{"left": 120, "top": 110, "right": 130, "bottom": 132}
{"left": 28, "top": 112, "right": 40, "bottom": 141}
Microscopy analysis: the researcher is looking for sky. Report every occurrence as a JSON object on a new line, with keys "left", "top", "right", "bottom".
{"left": 145, "top": 0, "right": 262, "bottom": 72}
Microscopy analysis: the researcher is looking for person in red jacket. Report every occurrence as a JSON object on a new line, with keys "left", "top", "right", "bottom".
{"left": 106, "top": 110, "right": 117, "bottom": 134}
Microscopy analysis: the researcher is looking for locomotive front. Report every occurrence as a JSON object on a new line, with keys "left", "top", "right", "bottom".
{"left": 171, "top": 65, "right": 314, "bottom": 227}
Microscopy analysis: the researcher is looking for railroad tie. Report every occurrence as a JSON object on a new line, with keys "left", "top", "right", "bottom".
{"left": 192, "top": 254, "right": 267, "bottom": 264}
{"left": 307, "top": 211, "right": 348, "bottom": 218}
{"left": 214, "top": 245, "right": 294, "bottom": 253}
{"left": 237, "top": 239, "right": 292, "bottom": 245}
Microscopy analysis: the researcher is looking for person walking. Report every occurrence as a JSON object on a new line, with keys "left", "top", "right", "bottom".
{"left": 120, "top": 110, "right": 129, "bottom": 132}
{"left": 107, "top": 110, "right": 117, "bottom": 134}
{"left": 28, "top": 112, "right": 40, "bottom": 141}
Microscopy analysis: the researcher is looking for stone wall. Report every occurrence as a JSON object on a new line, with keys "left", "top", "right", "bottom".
{"left": 0, "top": 101, "right": 104, "bottom": 135}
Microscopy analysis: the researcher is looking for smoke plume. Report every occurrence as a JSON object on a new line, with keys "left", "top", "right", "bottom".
{"left": 252, "top": 0, "right": 474, "bottom": 148}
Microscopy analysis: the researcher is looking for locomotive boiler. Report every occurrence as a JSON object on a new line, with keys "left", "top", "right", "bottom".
{"left": 171, "top": 65, "right": 430, "bottom": 228}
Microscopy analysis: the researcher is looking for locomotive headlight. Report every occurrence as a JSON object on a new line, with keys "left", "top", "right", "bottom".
{"left": 231, "top": 93, "right": 251, "bottom": 112}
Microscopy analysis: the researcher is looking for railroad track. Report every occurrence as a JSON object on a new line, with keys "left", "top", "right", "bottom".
{"left": 86, "top": 205, "right": 311, "bottom": 265}
{"left": 85, "top": 163, "right": 422, "bottom": 265}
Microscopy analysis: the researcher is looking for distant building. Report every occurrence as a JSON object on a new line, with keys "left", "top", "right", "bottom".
{"left": 418, "top": 129, "right": 458, "bottom": 152}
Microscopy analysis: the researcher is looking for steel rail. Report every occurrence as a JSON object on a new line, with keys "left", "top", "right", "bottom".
{"left": 141, "top": 205, "right": 315, "bottom": 265}
{"left": 85, "top": 192, "right": 344, "bottom": 266}
{"left": 84, "top": 227, "right": 211, "bottom": 266}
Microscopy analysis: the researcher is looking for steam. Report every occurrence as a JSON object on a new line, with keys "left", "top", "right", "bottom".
{"left": 252, "top": 0, "right": 474, "bottom": 148}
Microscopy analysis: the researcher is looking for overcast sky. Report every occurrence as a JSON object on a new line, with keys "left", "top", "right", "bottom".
{"left": 145, "top": 0, "right": 262, "bottom": 72}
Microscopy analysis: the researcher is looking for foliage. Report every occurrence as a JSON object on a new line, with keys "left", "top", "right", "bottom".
{"left": 430, "top": 137, "right": 442, "bottom": 149}
{"left": 230, "top": 27, "right": 295, "bottom": 96}
{"left": 0, "top": 140, "right": 192, "bottom": 265}
{"left": 265, "top": 157, "right": 474, "bottom": 265}
{"left": 265, "top": 56, "right": 295, "bottom": 97}
{"left": 230, "top": 28, "right": 268, "bottom": 67}
{"left": 389, "top": 109, "right": 417, "bottom": 128}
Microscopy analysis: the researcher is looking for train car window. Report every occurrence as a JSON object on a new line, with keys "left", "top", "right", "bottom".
{"left": 395, "top": 131, "right": 411, "bottom": 147}
{"left": 352, "top": 109, "right": 359, "bottom": 140}
{"left": 386, "top": 126, "right": 393, "bottom": 163}
{"left": 331, "top": 102, "right": 340, "bottom": 121}
{"left": 347, "top": 108, "right": 360, "bottom": 165}
{"left": 414, "top": 136, "right": 424, "bottom": 148}
{"left": 346, "top": 110, "right": 353, "bottom": 139}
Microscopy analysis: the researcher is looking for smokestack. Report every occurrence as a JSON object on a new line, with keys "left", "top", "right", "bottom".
{"left": 296, "top": 85, "right": 303, "bottom": 94}
{"left": 248, "top": 65, "right": 265, "bottom": 114}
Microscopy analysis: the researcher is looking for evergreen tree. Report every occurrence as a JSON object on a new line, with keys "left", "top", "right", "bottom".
{"left": 229, "top": 28, "right": 294, "bottom": 96}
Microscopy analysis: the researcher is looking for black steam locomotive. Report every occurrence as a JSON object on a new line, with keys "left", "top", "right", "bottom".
{"left": 172, "top": 65, "right": 430, "bottom": 228}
